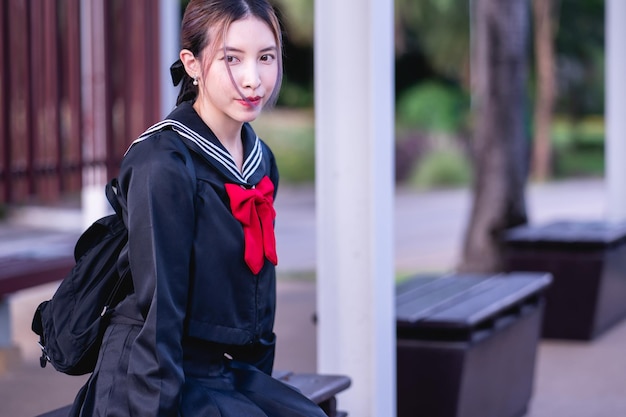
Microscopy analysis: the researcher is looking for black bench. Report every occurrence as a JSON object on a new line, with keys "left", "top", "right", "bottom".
{"left": 0, "top": 255, "right": 74, "bottom": 296}
{"left": 2, "top": 253, "right": 352, "bottom": 416}
{"left": 504, "top": 220, "right": 626, "bottom": 340}
{"left": 36, "top": 371, "right": 351, "bottom": 417}
{"left": 396, "top": 272, "right": 551, "bottom": 417}
{"left": 274, "top": 371, "right": 350, "bottom": 417}
{"left": 0, "top": 249, "right": 352, "bottom": 416}
{"left": 0, "top": 252, "right": 75, "bottom": 368}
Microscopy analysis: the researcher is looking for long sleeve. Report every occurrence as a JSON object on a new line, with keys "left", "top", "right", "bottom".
{"left": 119, "top": 134, "right": 196, "bottom": 416}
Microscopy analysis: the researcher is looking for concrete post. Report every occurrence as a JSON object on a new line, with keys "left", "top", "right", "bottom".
{"left": 606, "top": 0, "right": 626, "bottom": 221}
{"left": 159, "top": 0, "right": 180, "bottom": 117}
{"left": 315, "top": 1, "right": 395, "bottom": 416}
{"left": 0, "top": 299, "right": 10, "bottom": 347}
{"left": 0, "top": 298, "right": 20, "bottom": 373}
{"left": 80, "top": 0, "right": 109, "bottom": 228}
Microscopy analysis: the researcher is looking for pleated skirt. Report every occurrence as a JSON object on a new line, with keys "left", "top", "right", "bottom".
{"left": 69, "top": 323, "right": 327, "bottom": 417}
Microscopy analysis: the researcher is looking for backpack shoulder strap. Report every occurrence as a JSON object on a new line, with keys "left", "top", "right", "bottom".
{"left": 105, "top": 179, "right": 122, "bottom": 218}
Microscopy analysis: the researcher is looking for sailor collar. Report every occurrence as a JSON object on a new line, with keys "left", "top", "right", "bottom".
{"left": 130, "top": 101, "right": 267, "bottom": 186}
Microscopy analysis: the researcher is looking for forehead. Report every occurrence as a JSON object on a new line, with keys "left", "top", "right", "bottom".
{"left": 224, "top": 15, "right": 277, "bottom": 50}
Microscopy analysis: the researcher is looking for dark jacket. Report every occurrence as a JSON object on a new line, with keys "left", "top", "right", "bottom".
{"left": 113, "top": 101, "right": 279, "bottom": 414}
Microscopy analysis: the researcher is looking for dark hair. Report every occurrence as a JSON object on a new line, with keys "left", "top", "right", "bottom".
{"left": 176, "top": 0, "right": 284, "bottom": 106}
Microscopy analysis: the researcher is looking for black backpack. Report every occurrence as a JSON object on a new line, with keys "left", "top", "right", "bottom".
{"left": 31, "top": 178, "right": 132, "bottom": 375}
{"left": 31, "top": 128, "right": 197, "bottom": 376}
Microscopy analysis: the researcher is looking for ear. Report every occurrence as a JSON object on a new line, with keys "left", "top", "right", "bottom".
{"left": 180, "top": 49, "right": 200, "bottom": 79}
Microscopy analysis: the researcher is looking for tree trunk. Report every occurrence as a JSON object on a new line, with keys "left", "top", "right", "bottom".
{"left": 459, "top": 0, "right": 530, "bottom": 273}
{"left": 531, "top": 0, "right": 556, "bottom": 182}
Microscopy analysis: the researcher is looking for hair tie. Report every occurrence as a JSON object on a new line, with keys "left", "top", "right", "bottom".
{"left": 170, "top": 59, "right": 187, "bottom": 87}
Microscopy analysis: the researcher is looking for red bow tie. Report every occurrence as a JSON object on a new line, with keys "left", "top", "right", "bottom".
{"left": 225, "top": 176, "right": 278, "bottom": 274}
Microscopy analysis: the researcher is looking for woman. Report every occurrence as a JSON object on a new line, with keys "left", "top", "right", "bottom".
{"left": 69, "top": 1, "right": 326, "bottom": 415}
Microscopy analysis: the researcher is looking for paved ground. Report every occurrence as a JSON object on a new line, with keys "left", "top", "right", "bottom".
{"left": 2, "top": 178, "right": 626, "bottom": 416}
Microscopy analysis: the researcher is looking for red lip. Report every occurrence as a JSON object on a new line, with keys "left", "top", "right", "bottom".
{"left": 237, "top": 96, "right": 262, "bottom": 107}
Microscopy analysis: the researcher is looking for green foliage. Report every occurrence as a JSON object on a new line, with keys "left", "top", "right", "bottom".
{"left": 396, "top": 82, "right": 469, "bottom": 133}
{"left": 273, "top": 0, "right": 314, "bottom": 45}
{"left": 551, "top": 116, "right": 604, "bottom": 147}
{"left": 552, "top": 0, "right": 605, "bottom": 116}
{"left": 409, "top": 148, "right": 472, "bottom": 189}
{"left": 251, "top": 110, "right": 315, "bottom": 183}
{"left": 556, "top": 0, "right": 604, "bottom": 57}
{"left": 395, "top": 0, "right": 470, "bottom": 83}
{"left": 277, "top": 78, "right": 314, "bottom": 108}
{"left": 551, "top": 116, "right": 605, "bottom": 178}
{"left": 554, "top": 149, "right": 604, "bottom": 178}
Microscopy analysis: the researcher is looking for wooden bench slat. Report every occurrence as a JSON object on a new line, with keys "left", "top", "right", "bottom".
{"left": 396, "top": 273, "right": 552, "bottom": 331}
{"left": 396, "top": 276, "right": 486, "bottom": 320}
{"left": 425, "top": 274, "right": 551, "bottom": 327}
{"left": 278, "top": 373, "right": 351, "bottom": 405}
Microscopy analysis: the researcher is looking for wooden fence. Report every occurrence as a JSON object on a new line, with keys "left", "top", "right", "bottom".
{"left": 0, "top": 0, "right": 163, "bottom": 205}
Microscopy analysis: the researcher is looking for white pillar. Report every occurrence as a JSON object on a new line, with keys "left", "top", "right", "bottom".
{"left": 159, "top": 0, "right": 180, "bottom": 117}
{"left": 315, "top": 0, "right": 395, "bottom": 416}
{"left": 606, "top": 0, "right": 626, "bottom": 221}
{"left": 80, "top": 0, "right": 109, "bottom": 228}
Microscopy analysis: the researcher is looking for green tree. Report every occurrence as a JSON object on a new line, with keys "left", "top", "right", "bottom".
{"left": 459, "top": 0, "right": 530, "bottom": 273}
{"left": 530, "top": 0, "right": 557, "bottom": 182}
{"left": 395, "top": 0, "right": 470, "bottom": 87}
{"left": 553, "top": 0, "right": 605, "bottom": 117}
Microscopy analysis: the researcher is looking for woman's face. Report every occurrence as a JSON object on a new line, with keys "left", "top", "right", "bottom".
{"left": 197, "top": 16, "right": 279, "bottom": 129}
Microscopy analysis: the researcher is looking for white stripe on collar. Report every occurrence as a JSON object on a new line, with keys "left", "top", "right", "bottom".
{"left": 242, "top": 139, "right": 262, "bottom": 178}
{"left": 128, "top": 119, "right": 263, "bottom": 184}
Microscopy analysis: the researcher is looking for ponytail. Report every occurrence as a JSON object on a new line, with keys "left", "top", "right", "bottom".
{"left": 170, "top": 59, "right": 199, "bottom": 106}
{"left": 176, "top": 75, "right": 199, "bottom": 105}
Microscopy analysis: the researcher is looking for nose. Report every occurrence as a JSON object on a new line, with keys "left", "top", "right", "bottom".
{"left": 241, "top": 62, "right": 261, "bottom": 90}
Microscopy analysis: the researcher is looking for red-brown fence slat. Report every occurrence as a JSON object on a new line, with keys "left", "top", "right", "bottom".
{"left": 37, "top": 0, "right": 61, "bottom": 201}
{"left": 0, "top": 0, "right": 161, "bottom": 206}
{"left": 64, "top": 0, "right": 83, "bottom": 193}
{"left": 0, "top": 1, "right": 10, "bottom": 203}
{"left": 10, "top": 0, "right": 33, "bottom": 202}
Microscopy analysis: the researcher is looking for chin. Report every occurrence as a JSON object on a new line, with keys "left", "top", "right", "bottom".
{"left": 239, "top": 111, "right": 263, "bottom": 123}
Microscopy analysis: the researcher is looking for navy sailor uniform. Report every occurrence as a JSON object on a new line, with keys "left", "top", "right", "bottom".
{"left": 69, "top": 101, "right": 326, "bottom": 417}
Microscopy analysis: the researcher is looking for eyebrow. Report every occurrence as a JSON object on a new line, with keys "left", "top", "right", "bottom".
{"left": 223, "top": 46, "right": 278, "bottom": 54}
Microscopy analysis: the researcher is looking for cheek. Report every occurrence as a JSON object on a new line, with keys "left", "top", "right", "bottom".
{"left": 219, "top": 73, "right": 236, "bottom": 92}
{"left": 206, "top": 64, "right": 232, "bottom": 89}
{"left": 208, "top": 76, "right": 235, "bottom": 101}
{"left": 260, "top": 66, "right": 278, "bottom": 90}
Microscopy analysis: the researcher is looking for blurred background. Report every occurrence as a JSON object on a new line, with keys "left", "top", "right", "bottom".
{"left": 1, "top": 2, "right": 623, "bottom": 416}
{"left": 0, "top": 0, "right": 605, "bottom": 210}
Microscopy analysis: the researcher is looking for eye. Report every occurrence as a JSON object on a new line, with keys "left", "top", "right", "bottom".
{"left": 225, "top": 55, "right": 240, "bottom": 64}
{"left": 260, "top": 54, "right": 276, "bottom": 63}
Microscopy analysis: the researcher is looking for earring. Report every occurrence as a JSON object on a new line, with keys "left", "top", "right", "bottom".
{"left": 193, "top": 76, "right": 199, "bottom": 86}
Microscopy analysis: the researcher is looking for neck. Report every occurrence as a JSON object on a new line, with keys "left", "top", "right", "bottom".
{"left": 193, "top": 101, "right": 244, "bottom": 170}
{"left": 193, "top": 102, "right": 242, "bottom": 142}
